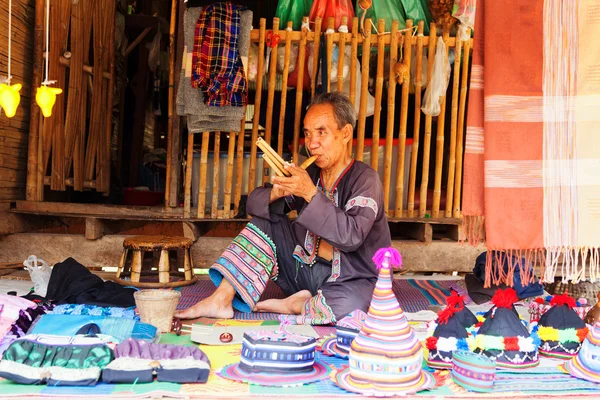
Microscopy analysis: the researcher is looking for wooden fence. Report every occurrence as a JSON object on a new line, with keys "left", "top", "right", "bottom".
{"left": 181, "top": 16, "right": 472, "bottom": 222}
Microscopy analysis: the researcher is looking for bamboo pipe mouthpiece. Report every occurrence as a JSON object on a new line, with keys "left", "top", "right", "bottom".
{"left": 300, "top": 155, "right": 318, "bottom": 169}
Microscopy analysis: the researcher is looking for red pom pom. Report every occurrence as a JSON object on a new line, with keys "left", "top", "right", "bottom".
{"left": 504, "top": 337, "right": 520, "bottom": 351}
{"left": 446, "top": 290, "right": 466, "bottom": 308}
{"left": 550, "top": 292, "right": 576, "bottom": 308}
{"left": 577, "top": 327, "right": 589, "bottom": 342}
{"left": 426, "top": 336, "right": 438, "bottom": 350}
{"left": 534, "top": 297, "right": 545, "bottom": 304}
{"left": 491, "top": 288, "right": 518, "bottom": 309}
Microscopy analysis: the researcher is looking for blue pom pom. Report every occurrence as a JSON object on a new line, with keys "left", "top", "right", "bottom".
{"left": 457, "top": 339, "right": 469, "bottom": 351}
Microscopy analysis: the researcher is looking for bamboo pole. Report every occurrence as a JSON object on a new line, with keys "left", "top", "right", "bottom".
{"left": 356, "top": 19, "right": 372, "bottom": 161}
{"left": 224, "top": 132, "right": 235, "bottom": 217}
{"left": 348, "top": 17, "right": 359, "bottom": 155}
{"left": 326, "top": 17, "right": 334, "bottom": 92}
{"left": 419, "top": 23, "right": 437, "bottom": 217}
{"left": 166, "top": 0, "right": 178, "bottom": 206}
{"left": 292, "top": 17, "right": 309, "bottom": 165}
{"left": 371, "top": 19, "right": 386, "bottom": 173}
{"left": 263, "top": 18, "right": 279, "bottom": 184}
{"left": 445, "top": 30, "right": 463, "bottom": 217}
{"left": 431, "top": 27, "right": 450, "bottom": 218}
{"left": 336, "top": 16, "right": 348, "bottom": 93}
{"left": 453, "top": 29, "right": 472, "bottom": 219}
{"left": 212, "top": 132, "right": 220, "bottom": 219}
{"left": 249, "top": 19, "right": 266, "bottom": 192}
{"left": 197, "top": 131, "right": 210, "bottom": 218}
{"left": 183, "top": 132, "right": 194, "bottom": 218}
{"left": 234, "top": 115, "right": 245, "bottom": 216}
{"left": 26, "top": 0, "right": 45, "bottom": 201}
{"left": 382, "top": 20, "right": 399, "bottom": 213}
{"left": 102, "top": 0, "right": 116, "bottom": 193}
{"left": 394, "top": 20, "right": 413, "bottom": 217}
{"left": 310, "top": 18, "right": 322, "bottom": 99}
{"left": 407, "top": 21, "right": 425, "bottom": 217}
{"left": 277, "top": 21, "right": 293, "bottom": 155}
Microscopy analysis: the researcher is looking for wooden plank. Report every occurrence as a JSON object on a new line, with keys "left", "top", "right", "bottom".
{"left": 25, "top": 0, "right": 44, "bottom": 201}
{"left": 211, "top": 132, "right": 220, "bottom": 219}
{"left": 85, "top": 217, "right": 106, "bottom": 240}
{"left": 419, "top": 23, "right": 437, "bottom": 217}
{"left": 407, "top": 22, "right": 425, "bottom": 217}
{"left": 370, "top": 19, "right": 386, "bottom": 173}
{"left": 403, "top": 222, "right": 433, "bottom": 243}
{"left": 262, "top": 18, "right": 279, "bottom": 184}
{"left": 100, "top": 0, "right": 117, "bottom": 193}
{"left": 453, "top": 29, "right": 472, "bottom": 219}
{"left": 431, "top": 28, "right": 450, "bottom": 218}
{"left": 394, "top": 20, "right": 413, "bottom": 217}
{"left": 197, "top": 131, "right": 210, "bottom": 218}
{"left": 277, "top": 21, "right": 293, "bottom": 155}
{"left": 292, "top": 17, "right": 308, "bottom": 165}
{"left": 448, "top": 224, "right": 466, "bottom": 242}
{"left": 248, "top": 19, "right": 266, "bottom": 190}
{"left": 382, "top": 20, "right": 399, "bottom": 213}
{"left": 355, "top": 19, "right": 371, "bottom": 161}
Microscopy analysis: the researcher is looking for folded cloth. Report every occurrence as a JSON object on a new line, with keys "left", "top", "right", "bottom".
{"left": 0, "top": 334, "right": 113, "bottom": 386}
{"left": 46, "top": 258, "right": 136, "bottom": 307}
{"left": 50, "top": 304, "right": 139, "bottom": 320}
{"left": 176, "top": 7, "right": 252, "bottom": 133}
{"left": 102, "top": 338, "right": 211, "bottom": 384}
{"left": 30, "top": 314, "right": 158, "bottom": 343}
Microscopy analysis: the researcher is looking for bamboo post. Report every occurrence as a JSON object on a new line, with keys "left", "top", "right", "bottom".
{"left": 326, "top": 17, "right": 335, "bottom": 92}
{"left": 224, "top": 132, "right": 235, "bottom": 217}
{"left": 453, "top": 31, "right": 472, "bottom": 218}
{"left": 419, "top": 23, "right": 437, "bottom": 217}
{"left": 197, "top": 131, "right": 210, "bottom": 218}
{"left": 348, "top": 17, "right": 359, "bottom": 155}
{"left": 382, "top": 20, "right": 399, "bottom": 213}
{"left": 337, "top": 16, "right": 348, "bottom": 93}
{"left": 184, "top": 250, "right": 193, "bottom": 280}
{"left": 407, "top": 21, "right": 425, "bottom": 217}
{"left": 234, "top": 115, "right": 245, "bottom": 216}
{"left": 356, "top": 19, "right": 372, "bottom": 161}
{"left": 371, "top": 19, "right": 386, "bottom": 173}
{"left": 431, "top": 27, "right": 450, "bottom": 218}
{"left": 310, "top": 18, "right": 322, "bottom": 99}
{"left": 27, "top": 0, "right": 46, "bottom": 201}
{"left": 158, "top": 250, "right": 169, "bottom": 283}
{"left": 394, "top": 20, "right": 413, "bottom": 217}
{"left": 445, "top": 30, "right": 463, "bottom": 217}
{"left": 131, "top": 251, "right": 142, "bottom": 282}
{"left": 102, "top": 0, "right": 117, "bottom": 192}
{"left": 183, "top": 132, "right": 194, "bottom": 218}
{"left": 166, "top": 0, "right": 178, "bottom": 206}
{"left": 292, "top": 17, "right": 309, "bottom": 165}
{"left": 277, "top": 21, "right": 293, "bottom": 155}
{"left": 249, "top": 19, "right": 266, "bottom": 192}
{"left": 263, "top": 18, "right": 279, "bottom": 184}
{"left": 212, "top": 132, "right": 221, "bottom": 219}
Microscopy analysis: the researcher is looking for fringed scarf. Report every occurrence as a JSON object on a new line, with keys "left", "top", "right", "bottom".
{"left": 462, "top": 0, "right": 600, "bottom": 285}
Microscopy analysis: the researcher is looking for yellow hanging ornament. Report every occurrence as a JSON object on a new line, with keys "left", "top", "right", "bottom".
{"left": 0, "top": 83, "right": 21, "bottom": 118}
{"left": 36, "top": 86, "right": 62, "bottom": 118}
{"left": 36, "top": 0, "right": 61, "bottom": 118}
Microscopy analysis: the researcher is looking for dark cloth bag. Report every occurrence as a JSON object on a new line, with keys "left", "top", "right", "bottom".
{"left": 46, "top": 257, "right": 136, "bottom": 307}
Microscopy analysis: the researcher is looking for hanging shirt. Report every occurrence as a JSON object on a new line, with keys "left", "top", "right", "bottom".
{"left": 191, "top": 2, "right": 248, "bottom": 107}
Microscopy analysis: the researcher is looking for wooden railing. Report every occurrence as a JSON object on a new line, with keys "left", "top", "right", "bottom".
{"left": 182, "top": 17, "right": 472, "bottom": 222}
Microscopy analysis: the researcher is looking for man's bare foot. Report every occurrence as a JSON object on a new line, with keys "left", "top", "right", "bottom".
{"left": 254, "top": 290, "right": 312, "bottom": 315}
{"left": 174, "top": 280, "right": 236, "bottom": 320}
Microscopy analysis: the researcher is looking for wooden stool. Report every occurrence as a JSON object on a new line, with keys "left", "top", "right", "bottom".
{"left": 114, "top": 236, "right": 198, "bottom": 288}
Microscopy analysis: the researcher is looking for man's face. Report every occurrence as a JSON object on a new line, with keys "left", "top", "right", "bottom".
{"left": 303, "top": 103, "right": 350, "bottom": 171}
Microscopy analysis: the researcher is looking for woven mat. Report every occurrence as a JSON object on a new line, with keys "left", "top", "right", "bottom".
{"left": 175, "top": 278, "right": 471, "bottom": 320}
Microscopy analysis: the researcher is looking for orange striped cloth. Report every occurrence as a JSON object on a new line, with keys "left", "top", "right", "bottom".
{"left": 462, "top": 0, "right": 600, "bottom": 285}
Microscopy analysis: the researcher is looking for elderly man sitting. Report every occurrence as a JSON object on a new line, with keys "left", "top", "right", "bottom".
{"left": 176, "top": 92, "right": 392, "bottom": 324}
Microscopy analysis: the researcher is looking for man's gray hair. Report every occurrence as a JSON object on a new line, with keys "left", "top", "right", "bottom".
{"left": 308, "top": 92, "right": 357, "bottom": 129}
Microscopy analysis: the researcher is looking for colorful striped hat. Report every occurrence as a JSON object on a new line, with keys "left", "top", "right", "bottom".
{"left": 451, "top": 350, "right": 496, "bottom": 392}
{"left": 331, "top": 248, "right": 435, "bottom": 396}
{"left": 561, "top": 319, "right": 600, "bottom": 383}
{"left": 319, "top": 309, "right": 366, "bottom": 359}
{"left": 535, "top": 293, "right": 588, "bottom": 359}
{"left": 470, "top": 288, "right": 540, "bottom": 369}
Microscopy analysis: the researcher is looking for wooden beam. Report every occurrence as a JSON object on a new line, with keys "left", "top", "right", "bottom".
{"left": 448, "top": 224, "right": 466, "bottom": 242}
{"left": 403, "top": 222, "right": 433, "bottom": 243}
{"left": 124, "top": 27, "right": 153, "bottom": 57}
{"left": 85, "top": 217, "right": 106, "bottom": 240}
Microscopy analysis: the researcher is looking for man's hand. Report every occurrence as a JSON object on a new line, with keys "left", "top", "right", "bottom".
{"left": 272, "top": 164, "right": 318, "bottom": 203}
{"left": 269, "top": 185, "right": 290, "bottom": 203}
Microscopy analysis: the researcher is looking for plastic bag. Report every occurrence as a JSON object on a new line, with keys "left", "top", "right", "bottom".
{"left": 452, "top": 0, "right": 477, "bottom": 30}
{"left": 147, "top": 32, "right": 161, "bottom": 73}
{"left": 23, "top": 255, "right": 52, "bottom": 297}
{"left": 355, "top": 0, "right": 406, "bottom": 34}
{"left": 400, "top": 0, "right": 432, "bottom": 34}
{"left": 421, "top": 38, "right": 450, "bottom": 116}
{"left": 277, "top": 44, "right": 299, "bottom": 74}
{"left": 307, "top": 43, "right": 350, "bottom": 83}
{"left": 248, "top": 43, "right": 259, "bottom": 82}
{"left": 409, "top": 49, "right": 428, "bottom": 94}
{"left": 275, "top": 0, "right": 314, "bottom": 30}
{"left": 309, "top": 0, "right": 355, "bottom": 31}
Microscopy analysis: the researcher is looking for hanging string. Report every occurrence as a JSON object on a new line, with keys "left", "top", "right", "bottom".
{"left": 7, "top": 0, "right": 12, "bottom": 83}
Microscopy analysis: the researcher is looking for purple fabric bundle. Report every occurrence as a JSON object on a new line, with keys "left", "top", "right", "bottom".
{"left": 115, "top": 339, "right": 209, "bottom": 363}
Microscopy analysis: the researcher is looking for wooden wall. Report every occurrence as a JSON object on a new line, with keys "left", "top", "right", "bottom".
{"left": 0, "top": 0, "right": 35, "bottom": 201}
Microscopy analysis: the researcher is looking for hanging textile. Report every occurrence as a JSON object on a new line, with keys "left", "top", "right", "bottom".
{"left": 462, "top": 0, "right": 600, "bottom": 285}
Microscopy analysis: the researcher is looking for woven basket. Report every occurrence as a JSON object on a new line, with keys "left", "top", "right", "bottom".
{"left": 134, "top": 289, "right": 181, "bottom": 332}
{"left": 544, "top": 279, "right": 600, "bottom": 305}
